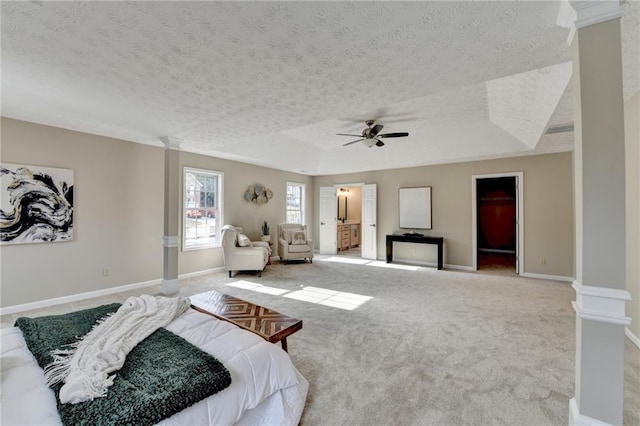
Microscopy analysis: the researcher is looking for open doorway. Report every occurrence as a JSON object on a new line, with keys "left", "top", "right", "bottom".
{"left": 472, "top": 172, "right": 523, "bottom": 275}
{"left": 319, "top": 183, "right": 376, "bottom": 259}
{"left": 336, "top": 186, "right": 362, "bottom": 258}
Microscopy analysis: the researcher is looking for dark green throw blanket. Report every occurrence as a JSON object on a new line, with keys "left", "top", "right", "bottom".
{"left": 16, "top": 303, "right": 232, "bottom": 426}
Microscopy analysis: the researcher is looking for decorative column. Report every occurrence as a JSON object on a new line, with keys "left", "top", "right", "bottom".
{"left": 160, "top": 136, "right": 182, "bottom": 295}
{"left": 564, "top": 1, "right": 631, "bottom": 424}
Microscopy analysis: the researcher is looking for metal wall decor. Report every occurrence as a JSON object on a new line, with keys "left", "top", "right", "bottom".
{"left": 244, "top": 183, "right": 273, "bottom": 205}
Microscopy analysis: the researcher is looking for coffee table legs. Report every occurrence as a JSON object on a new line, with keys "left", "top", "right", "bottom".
{"left": 281, "top": 338, "right": 288, "bottom": 352}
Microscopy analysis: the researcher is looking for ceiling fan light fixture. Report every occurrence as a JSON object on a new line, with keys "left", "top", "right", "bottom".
{"left": 338, "top": 120, "right": 409, "bottom": 148}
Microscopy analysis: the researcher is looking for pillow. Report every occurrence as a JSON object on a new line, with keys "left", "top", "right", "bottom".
{"left": 237, "top": 233, "right": 252, "bottom": 247}
{"left": 282, "top": 228, "right": 301, "bottom": 244}
{"left": 291, "top": 230, "right": 307, "bottom": 245}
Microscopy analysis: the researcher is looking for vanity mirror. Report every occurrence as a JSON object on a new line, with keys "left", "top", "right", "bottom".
{"left": 337, "top": 195, "right": 348, "bottom": 221}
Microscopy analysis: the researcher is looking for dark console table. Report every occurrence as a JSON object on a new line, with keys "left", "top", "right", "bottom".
{"left": 386, "top": 234, "right": 444, "bottom": 270}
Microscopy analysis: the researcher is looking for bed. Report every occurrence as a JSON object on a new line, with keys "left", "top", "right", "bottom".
{"left": 0, "top": 307, "right": 308, "bottom": 425}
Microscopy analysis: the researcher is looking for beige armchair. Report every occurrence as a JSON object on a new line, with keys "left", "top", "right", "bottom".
{"left": 277, "top": 224, "right": 313, "bottom": 264}
{"left": 221, "top": 225, "right": 271, "bottom": 277}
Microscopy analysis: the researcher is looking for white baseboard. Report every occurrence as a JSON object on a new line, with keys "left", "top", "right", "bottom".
{"left": 0, "top": 278, "right": 162, "bottom": 316}
{"left": 445, "top": 264, "right": 474, "bottom": 271}
{"left": 626, "top": 328, "right": 640, "bottom": 349}
{"left": 178, "top": 267, "right": 224, "bottom": 279}
{"left": 520, "top": 272, "right": 574, "bottom": 282}
{"left": 0, "top": 267, "right": 227, "bottom": 316}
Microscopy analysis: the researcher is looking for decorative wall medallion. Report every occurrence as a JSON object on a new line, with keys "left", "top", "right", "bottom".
{"left": 0, "top": 163, "right": 74, "bottom": 245}
{"left": 245, "top": 183, "right": 273, "bottom": 205}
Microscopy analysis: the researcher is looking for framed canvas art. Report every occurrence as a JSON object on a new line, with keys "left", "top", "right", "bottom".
{"left": 0, "top": 163, "right": 74, "bottom": 245}
{"left": 399, "top": 186, "right": 432, "bottom": 229}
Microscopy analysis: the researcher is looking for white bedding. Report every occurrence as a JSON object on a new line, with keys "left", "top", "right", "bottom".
{"left": 0, "top": 308, "right": 308, "bottom": 425}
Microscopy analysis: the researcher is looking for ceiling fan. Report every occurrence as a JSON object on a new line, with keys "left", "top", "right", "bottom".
{"left": 337, "top": 120, "right": 409, "bottom": 148}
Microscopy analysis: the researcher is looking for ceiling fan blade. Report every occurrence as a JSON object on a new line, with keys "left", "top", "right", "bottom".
{"left": 375, "top": 140, "right": 385, "bottom": 147}
{"left": 336, "top": 133, "right": 364, "bottom": 137}
{"left": 377, "top": 132, "right": 409, "bottom": 138}
{"left": 343, "top": 138, "right": 365, "bottom": 146}
{"left": 370, "top": 124, "right": 384, "bottom": 136}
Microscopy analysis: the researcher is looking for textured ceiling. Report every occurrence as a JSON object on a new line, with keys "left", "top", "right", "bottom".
{"left": 1, "top": 1, "right": 638, "bottom": 175}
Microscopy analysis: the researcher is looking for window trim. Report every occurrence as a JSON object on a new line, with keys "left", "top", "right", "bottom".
{"left": 285, "top": 181, "right": 305, "bottom": 225}
{"left": 182, "top": 167, "right": 224, "bottom": 251}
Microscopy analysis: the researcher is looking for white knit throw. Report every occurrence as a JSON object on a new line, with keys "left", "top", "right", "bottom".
{"left": 44, "top": 295, "right": 191, "bottom": 404}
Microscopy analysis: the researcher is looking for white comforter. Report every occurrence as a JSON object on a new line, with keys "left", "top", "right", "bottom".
{"left": 0, "top": 308, "right": 308, "bottom": 425}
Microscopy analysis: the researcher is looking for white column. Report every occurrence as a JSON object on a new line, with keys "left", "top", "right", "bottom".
{"left": 566, "top": 1, "right": 631, "bottom": 425}
{"left": 160, "top": 136, "right": 182, "bottom": 295}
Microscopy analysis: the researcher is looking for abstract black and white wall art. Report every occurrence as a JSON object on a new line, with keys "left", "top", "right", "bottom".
{"left": 0, "top": 163, "right": 74, "bottom": 245}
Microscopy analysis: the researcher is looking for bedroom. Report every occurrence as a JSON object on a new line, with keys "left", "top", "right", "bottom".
{"left": 1, "top": 1, "right": 639, "bottom": 425}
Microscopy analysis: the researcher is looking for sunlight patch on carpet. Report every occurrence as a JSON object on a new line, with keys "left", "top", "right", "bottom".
{"left": 317, "top": 257, "right": 425, "bottom": 271}
{"left": 225, "top": 280, "right": 288, "bottom": 295}
{"left": 284, "top": 286, "right": 372, "bottom": 311}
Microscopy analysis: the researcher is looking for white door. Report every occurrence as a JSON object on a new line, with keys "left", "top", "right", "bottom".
{"left": 319, "top": 186, "right": 337, "bottom": 255}
{"left": 361, "top": 184, "right": 377, "bottom": 259}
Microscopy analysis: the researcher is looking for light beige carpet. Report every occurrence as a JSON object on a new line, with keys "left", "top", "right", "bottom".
{"left": 3, "top": 257, "right": 639, "bottom": 425}
{"left": 180, "top": 258, "right": 639, "bottom": 425}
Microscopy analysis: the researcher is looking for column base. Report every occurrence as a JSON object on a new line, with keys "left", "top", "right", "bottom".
{"left": 569, "top": 398, "right": 613, "bottom": 426}
{"left": 161, "top": 278, "right": 179, "bottom": 296}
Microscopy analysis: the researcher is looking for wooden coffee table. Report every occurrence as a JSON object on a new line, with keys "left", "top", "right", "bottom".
{"left": 190, "top": 290, "right": 302, "bottom": 352}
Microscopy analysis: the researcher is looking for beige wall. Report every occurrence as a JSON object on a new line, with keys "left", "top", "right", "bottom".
{"left": 177, "top": 151, "right": 313, "bottom": 275}
{"left": 0, "top": 117, "right": 581, "bottom": 307}
{"left": 0, "top": 118, "right": 312, "bottom": 308}
{"left": 314, "top": 152, "right": 575, "bottom": 277}
{"left": 625, "top": 91, "right": 640, "bottom": 338}
{"left": 1, "top": 118, "right": 164, "bottom": 306}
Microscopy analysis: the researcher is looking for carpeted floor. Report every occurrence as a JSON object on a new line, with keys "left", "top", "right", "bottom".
{"left": 182, "top": 257, "right": 639, "bottom": 425}
{"left": 3, "top": 257, "right": 639, "bottom": 425}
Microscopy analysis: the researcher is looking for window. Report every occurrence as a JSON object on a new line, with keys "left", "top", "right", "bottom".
{"left": 286, "top": 182, "right": 305, "bottom": 225}
{"left": 183, "top": 167, "right": 223, "bottom": 250}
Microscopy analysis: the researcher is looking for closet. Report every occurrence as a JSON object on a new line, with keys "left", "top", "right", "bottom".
{"left": 477, "top": 177, "right": 516, "bottom": 269}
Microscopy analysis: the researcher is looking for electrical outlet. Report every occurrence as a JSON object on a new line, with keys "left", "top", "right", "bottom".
{"left": 102, "top": 268, "right": 110, "bottom": 277}
{"left": 539, "top": 257, "right": 546, "bottom": 265}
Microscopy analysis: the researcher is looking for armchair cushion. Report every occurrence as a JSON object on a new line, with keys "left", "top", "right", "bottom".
{"left": 281, "top": 228, "right": 301, "bottom": 244}
{"left": 288, "top": 244, "right": 311, "bottom": 253}
{"left": 291, "top": 230, "right": 307, "bottom": 245}
{"left": 237, "top": 233, "right": 251, "bottom": 247}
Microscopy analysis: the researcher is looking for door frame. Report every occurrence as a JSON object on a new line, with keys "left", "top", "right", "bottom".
{"left": 318, "top": 182, "right": 366, "bottom": 256}
{"left": 471, "top": 172, "right": 524, "bottom": 274}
